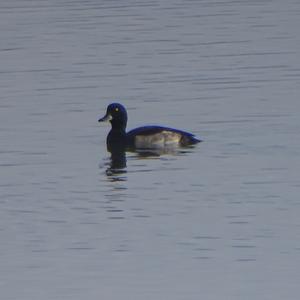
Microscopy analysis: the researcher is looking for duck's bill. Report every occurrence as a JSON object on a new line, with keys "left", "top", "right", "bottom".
{"left": 98, "top": 113, "right": 112, "bottom": 122}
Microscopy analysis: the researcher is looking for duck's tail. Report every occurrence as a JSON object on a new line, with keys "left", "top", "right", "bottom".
{"left": 180, "top": 134, "right": 202, "bottom": 146}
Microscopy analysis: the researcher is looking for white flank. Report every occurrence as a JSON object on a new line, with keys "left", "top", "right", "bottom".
{"left": 135, "top": 131, "right": 181, "bottom": 149}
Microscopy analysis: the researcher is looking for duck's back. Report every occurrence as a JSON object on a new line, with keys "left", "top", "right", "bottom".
{"left": 126, "top": 126, "right": 200, "bottom": 149}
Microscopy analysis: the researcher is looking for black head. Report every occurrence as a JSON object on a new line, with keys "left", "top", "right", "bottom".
{"left": 98, "top": 103, "right": 128, "bottom": 130}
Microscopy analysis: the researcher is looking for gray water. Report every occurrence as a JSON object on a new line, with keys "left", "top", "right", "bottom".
{"left": 1, "top": 0, "right": 300, "bottom": 299}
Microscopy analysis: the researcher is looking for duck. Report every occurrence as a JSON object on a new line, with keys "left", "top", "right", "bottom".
{"left": 98, "top": 103, "right": 201, "bottom": 152}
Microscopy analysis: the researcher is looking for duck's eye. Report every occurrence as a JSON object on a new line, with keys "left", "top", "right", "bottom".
{"left": 115, "top": 107, "right": 119, "bottom": 112}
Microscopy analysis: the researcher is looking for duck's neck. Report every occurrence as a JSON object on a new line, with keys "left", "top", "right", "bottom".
{"left": 110, "top": 119, "right": 126, "bottom": 133}
{"left": 107, "top": 119, "right": 127, "bottom": 152}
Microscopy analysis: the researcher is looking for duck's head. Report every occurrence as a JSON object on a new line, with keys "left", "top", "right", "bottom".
{"left": 98, "top": 103, "right": 128, "bottom": 130}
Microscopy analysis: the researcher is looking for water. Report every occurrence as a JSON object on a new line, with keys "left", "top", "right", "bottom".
{"left": 1, "top": 0, "right": 300, "bottom": 299}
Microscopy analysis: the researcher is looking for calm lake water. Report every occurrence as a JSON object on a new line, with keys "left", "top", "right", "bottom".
{"left": 1, "top": 0, "right": 300, "bottom": 299}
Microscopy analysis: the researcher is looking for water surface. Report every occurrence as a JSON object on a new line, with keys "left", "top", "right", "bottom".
{"left": 1, "top": 1, "right": 300, "bottom": 299}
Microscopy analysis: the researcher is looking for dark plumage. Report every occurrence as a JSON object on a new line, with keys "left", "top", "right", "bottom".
{"left": 98, "top": 103, "right": 201, "bottom": 152}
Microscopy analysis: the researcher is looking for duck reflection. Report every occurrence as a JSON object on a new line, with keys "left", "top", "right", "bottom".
{"left": 105, "top": 144, "right": 127, "bottom": 179}
{"left": 105, "top": 143, "right": 195, "bottom": 180}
